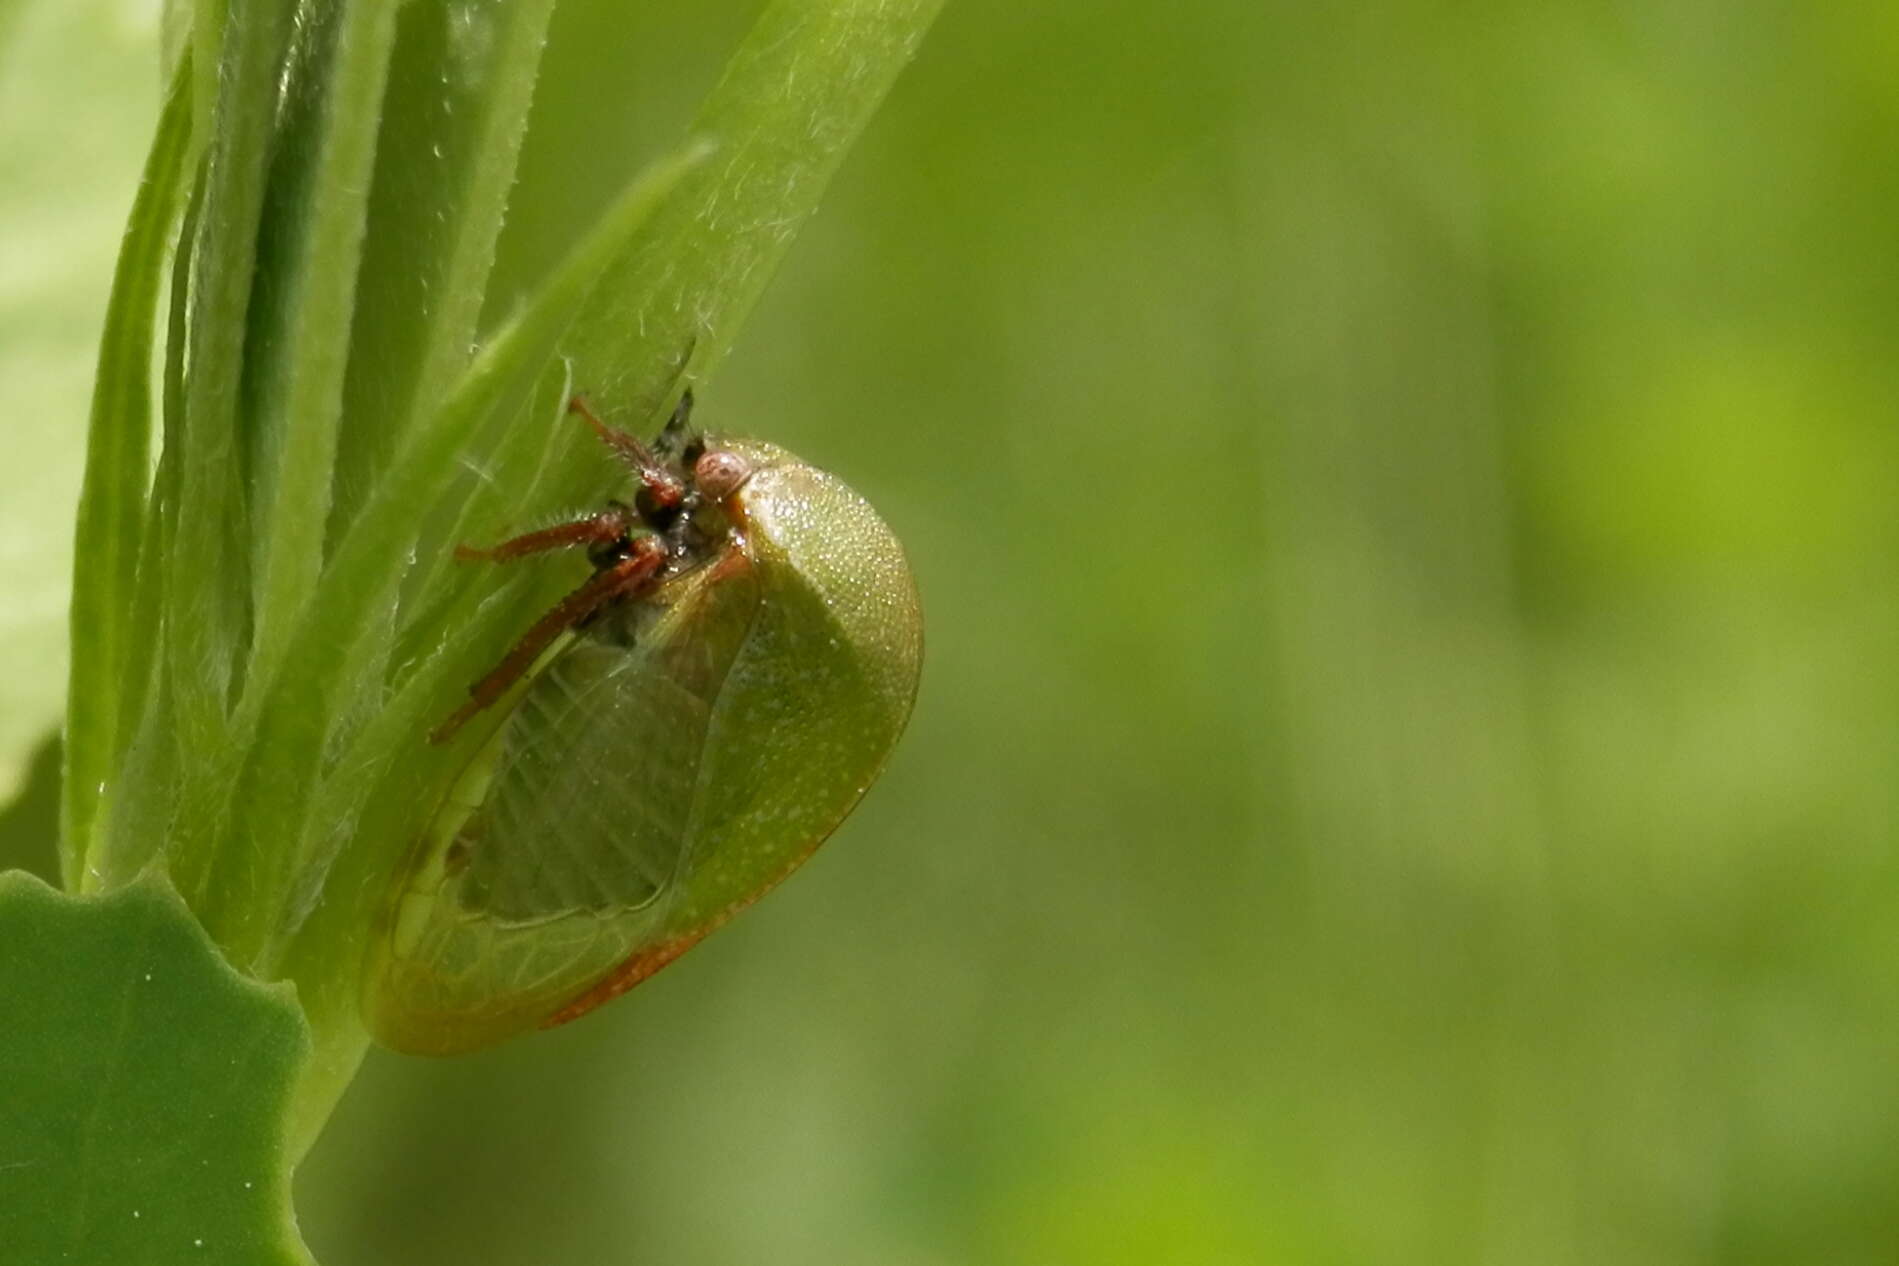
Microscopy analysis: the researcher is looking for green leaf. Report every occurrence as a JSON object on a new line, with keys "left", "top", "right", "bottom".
{"left": 61, "top": 57, "right": 196, "bottom": 891}
{"left": 328, "top": 0, "right": 562, "bottom": 531}
{"left": 0, "top": 870, "right": 313, "bottom": 1265}
{"left": 238, "top": 0, "right": 403, "bottom": 714}
{"left": 552, "top": 0, "right": 950, "bottom": 509}
{"left": 164, "top": 0, "right": 297, "bottom": 757}
{"left": 165, "top": 0, "right": 407, "bottom": 920}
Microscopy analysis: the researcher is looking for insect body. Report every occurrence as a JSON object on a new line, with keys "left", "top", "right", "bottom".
{"left": 365, "top": 396, "right": 922, "bottom": 1055}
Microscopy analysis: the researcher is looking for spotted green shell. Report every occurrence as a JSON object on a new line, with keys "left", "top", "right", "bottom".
{"left": 365, "top": 440, "right": 922, "bottom": 1055}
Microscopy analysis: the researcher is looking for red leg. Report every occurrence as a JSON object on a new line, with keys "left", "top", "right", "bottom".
{"left": 568, "top": 394, "right": 684, "bottom": 510}
{"left": 430, "top": 537, "right": 668, "bottom": 745}
{"left": 454, "top": 506, "right": 633, "bottom": 562}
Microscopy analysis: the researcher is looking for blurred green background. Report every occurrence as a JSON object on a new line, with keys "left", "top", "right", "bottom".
{"left": 8, "top": 1, "right": 1899, "bottom": 1262}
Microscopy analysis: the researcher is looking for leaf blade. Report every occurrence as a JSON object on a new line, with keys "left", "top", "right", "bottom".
{"left": 62, "top": 56, "right": 196, "bottom": 889}
{"left": 164, "top": 0, "right": 297, "bottom": 758}
{"left": 0, "top": 869, "right": 314, "bottom": 1265}
{"left": 328, "top": 0, "right": 562, "bottom": 529}
{"left": 240, "top": 0, "right": 403, "bottom": 716}
{"left": 568, "top": 0, "right": 950, "bottom": 412}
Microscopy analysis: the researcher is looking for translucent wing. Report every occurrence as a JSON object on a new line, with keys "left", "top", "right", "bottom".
{"left": 368, "top": 549, "right": 760, "bottom": 1053}
{"left": 456, "top": 550, "right": 760, "bottom": 922}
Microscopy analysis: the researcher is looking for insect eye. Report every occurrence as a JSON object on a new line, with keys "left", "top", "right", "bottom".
{"left": 693, "top": 449, "right": 753, "bottom": 502}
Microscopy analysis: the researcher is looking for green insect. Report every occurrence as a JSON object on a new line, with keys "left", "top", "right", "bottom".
{"left": 365, "top": 393, "right": 922, "bottom": 1056}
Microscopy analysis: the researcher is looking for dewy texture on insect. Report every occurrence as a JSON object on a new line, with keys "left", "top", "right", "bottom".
{"left": 364, "top": 397, "right": 922, "bottom": 1055}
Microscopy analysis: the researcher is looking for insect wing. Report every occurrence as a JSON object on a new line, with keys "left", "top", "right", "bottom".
{"left": 459, "top": 556, "right": 759, "bottom": 921}
{"left": 368, "top": 549, "right": 761, "bottom": 1055}
{"left": 542, "top": 445, "right": 924, "bottom": 1027}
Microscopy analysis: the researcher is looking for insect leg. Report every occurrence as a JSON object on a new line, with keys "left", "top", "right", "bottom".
{"left": 430, "top": 537, "right": 668, "bottom": 745}
{"left": 454, "top": 506, "right": 634, "bottom": 562}
{"left": 568, "top": 394, "right": 684, "bottom": 509}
